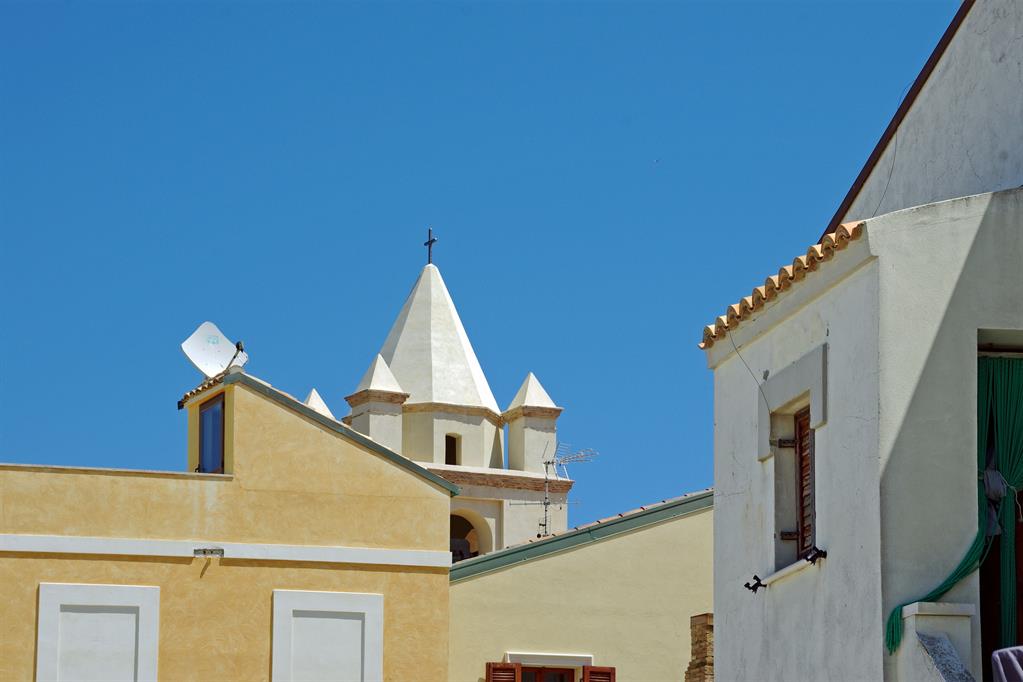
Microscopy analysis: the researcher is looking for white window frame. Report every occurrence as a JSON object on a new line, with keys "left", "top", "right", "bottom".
{"left": 36, "top": 583, "right": 160, "bottom": 682}
{"left": 272, "top": 589, "right": 384, "bottom": 682}
{"left": 757, "top": 343, "right": 828, "bottom": 461}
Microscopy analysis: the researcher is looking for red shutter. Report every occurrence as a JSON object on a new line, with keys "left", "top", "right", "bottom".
{"left": 794, "top": 406, "right": 815, "bottom": 557}
{"left": 583, "top": 666, "right": 616, "bottom": 682}
{"left": 486, "top": 662, "right": 521, "bottom": 682}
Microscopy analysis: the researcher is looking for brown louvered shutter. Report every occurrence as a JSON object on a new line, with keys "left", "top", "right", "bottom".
{"left": 486, "top": 662, "right": 521, "bottom": 682}
{"left": 795, "top": 406, "right": 815, "bottom": 557}
{"left": 582, "top": 666, "right": 616, "bottom": 682}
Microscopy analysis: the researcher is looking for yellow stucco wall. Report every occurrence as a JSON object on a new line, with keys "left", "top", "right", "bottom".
{"left": 0, "top": 379, "right": 452, "bottom": 680}
{"left": 1, "top": 384, "right": 450, "bottom": 549}
{"left": 448, "top": 507, "right": 713, "bottom": 682}
{"left": 0, "top": 555, "right": 448, "bottom": 680}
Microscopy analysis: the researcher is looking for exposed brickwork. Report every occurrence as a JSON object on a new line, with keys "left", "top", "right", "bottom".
{"left": 685, "top": 612, "right": 714, "bottom": 682}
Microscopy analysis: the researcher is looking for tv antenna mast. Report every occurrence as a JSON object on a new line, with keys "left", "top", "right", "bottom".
{"left": 513, "top": 442, "right": 597, "bottom": 538}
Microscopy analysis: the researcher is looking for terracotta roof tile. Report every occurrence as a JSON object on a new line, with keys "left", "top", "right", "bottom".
{"left": 700, "top": 221, "right": 864, "bottom": 350}
{"left": 178, "top": 372, "right": 226, "bottom": 407}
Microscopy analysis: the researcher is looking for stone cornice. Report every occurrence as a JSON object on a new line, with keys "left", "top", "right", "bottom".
{"left": 403, "top": 401, "right": 504, "bottom": 426}
{"left": 344, "top": 389, "right": 410, "bottom": 408}
{"left": 502, "top": 405, "right": 563, "bottom": 422}
{"left": 425, "top": 465, "right": 574, "bottom": 493}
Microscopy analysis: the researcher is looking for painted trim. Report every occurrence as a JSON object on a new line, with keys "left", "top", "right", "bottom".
{"left": 1, "top": 534, "right": 450, "bottom": 568}
{"left": 450, "top": 489, "right": 713, "bottom": 582}
{"left": 37, "top": 583, "right": 160, "bottom": 681}
{"left": 757, "top": 343, "right": 828, "bottom": 461}
{"left": 0, "top": 462, "right": 231, "bottom": 481}
{"left": 901, "top": 601, "right": 975, "bottom": 619}
{"left": 762, "top": 557, "right": 818, "bottom": 586}
{"left": 506, "top": 652, "right": 594, "bottom": 667}
{"left": 402, "top": 401, "right": 504, "bottom": 426}
{"left": 821, "top": 0, "right": 976, "bottom": 238}
{"left": 221, "top": 372, "right": 460, "bottom": 496}
{"left": 272, "top": 590, "right": 384, "bottom": 682}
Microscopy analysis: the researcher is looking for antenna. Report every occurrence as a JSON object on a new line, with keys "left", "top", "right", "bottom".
{"left": 512, "top": 441, "right": 598, "bottom": 539}
{"left": 181, "top": 321, "right": 249, "bottom": 378}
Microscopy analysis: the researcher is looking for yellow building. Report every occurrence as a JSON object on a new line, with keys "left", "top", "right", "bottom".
{"left": 448, "top": 489, "right": 714, "bottom": 682}
{"left": 0, "top": 368, "right": 457, "bottom": 681}
{"left": 1, "top": 263, "right": 717, "bottom": 681}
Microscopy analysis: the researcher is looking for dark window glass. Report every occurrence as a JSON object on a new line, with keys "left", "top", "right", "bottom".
{"left": 445, "top": 434, "right": 459, "bottom": 466}
{"left": 199, "top": 395, "right": 224, "bottom": 473}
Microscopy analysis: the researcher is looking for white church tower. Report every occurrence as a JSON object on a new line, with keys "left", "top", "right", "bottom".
{"left": 344, "top": 261, "right": 572, "bottom": 559}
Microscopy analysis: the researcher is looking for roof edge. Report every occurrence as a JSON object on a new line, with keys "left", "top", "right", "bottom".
{"left": 223, "top": 372, "right": 460, "bottom": 497}
{"left": 449, "top": 488, "right": 713, "bottom": 582}
{"left": 821, "top": 0, "right": 976, "bottom": 240}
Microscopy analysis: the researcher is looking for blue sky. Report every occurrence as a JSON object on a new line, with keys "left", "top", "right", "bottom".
{"left": 1, "top": 1, "right": 960, "bottom": 526}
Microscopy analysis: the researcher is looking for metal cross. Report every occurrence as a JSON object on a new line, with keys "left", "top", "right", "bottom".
{"left": 424, "top": 227, "right": 438, "bottom": 264}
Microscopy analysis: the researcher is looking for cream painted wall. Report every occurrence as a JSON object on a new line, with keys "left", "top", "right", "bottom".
{"left": 709, "top": 243, "right": 884, "bottom": 681}
{"left": 873, "top": 189, "right": 1023, "bottom": 678}
{"left": 350, "top": 400, "right": 404, "bottom": 454}
{"left": 507, "top": 415, "right": 557, "bottom": 475}
{"left": 0, "top": 380, "right": 453, "bottom": 680}
{"left": 449, "top": 508, "right": 713, "bottom": 682}
{"left": 402, "top": 409, "right": 504, "bottom": 469}
{"left": 841, "top": 0, "right": 1023, "bottom": 226}
{"left": 453, "top": 483, "right": 568, "bottom": 551}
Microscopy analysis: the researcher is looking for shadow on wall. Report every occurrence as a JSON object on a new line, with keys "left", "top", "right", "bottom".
{"left": 878, "top": 189, "right": 1023, "bottom": 676}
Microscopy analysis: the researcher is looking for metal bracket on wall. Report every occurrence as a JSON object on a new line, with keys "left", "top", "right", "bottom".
{"left": 804, "top": 546, "right": 827, "bottom": 565}
{"left": 744, "top": 575, "right": 765, "bottom": 594}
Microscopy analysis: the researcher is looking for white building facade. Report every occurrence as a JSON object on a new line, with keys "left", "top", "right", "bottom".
{"left": 342, "top": 263, "right": 571, "bottom": 557}
{"left": 705, "top": 1, "right": 1023, "bottom": 679}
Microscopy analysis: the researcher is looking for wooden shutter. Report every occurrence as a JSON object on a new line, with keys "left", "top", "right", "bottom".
{"left": 486, "top": 662, "right": 521, "bottom": 682}
{"left": 794, "top": 406, "right": 815, "bottom": 557}
{"left": 583, "top": 666, "right": 616, "bottom": 682}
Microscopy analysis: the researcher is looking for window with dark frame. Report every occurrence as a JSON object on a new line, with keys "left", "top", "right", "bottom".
{"left": 198, "top": 394, "right": 225, "bottom": 474}
{"left": 794, "top": 406, "right": 815, "bottom": 558}
{"left": 445, "top": 434, "right": 460, "bottom": 466}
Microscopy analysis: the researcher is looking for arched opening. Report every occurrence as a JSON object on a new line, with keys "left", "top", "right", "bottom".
{"left": 450, "top": 510, "right": 492, "bottom": 563}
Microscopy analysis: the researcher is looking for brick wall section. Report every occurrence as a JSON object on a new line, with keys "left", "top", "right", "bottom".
{"left": 685, "top": 613, "right": 714, "bottom": 682}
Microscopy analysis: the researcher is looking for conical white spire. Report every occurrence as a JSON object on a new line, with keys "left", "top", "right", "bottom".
{"left": 378, "top": 264, "right": 500, "bottom": 413}
{"left": 507, "top": 372, "right": 559, "bottom": 411}
{"left": 355, "top": 354, "right": 405, "bottom": 394}
{"left": 304, "top": 388, "right": 336, "bottom": 420}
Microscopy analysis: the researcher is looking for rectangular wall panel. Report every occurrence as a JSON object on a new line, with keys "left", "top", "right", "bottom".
{"left": 272, "top": 590, "right": 383, "bottom": 682}
{"left": 37, "top": 583, "right": 160, "bottom": 682}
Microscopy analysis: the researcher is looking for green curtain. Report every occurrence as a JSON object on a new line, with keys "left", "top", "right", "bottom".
{"left": 885, "top": 357, "right": 1023, "bottom": 654}
{"left": 994, "top": 358, "right": 1023, "bottom": 646}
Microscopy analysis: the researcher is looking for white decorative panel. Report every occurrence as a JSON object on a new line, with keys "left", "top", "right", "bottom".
{"left": 272, "top": 590, "right": 383, "bottom": 682}
{"left": 37, "top": 583, "right": 160, "bottom": 682}
{"left": 291, "top": 610, "right": 365, "bottom": 679}
{"left": 58, "top": 606, "right": 139, "bottom": 679}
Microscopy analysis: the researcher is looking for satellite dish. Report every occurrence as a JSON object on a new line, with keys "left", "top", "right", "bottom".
{"left": 181, "top": 321, "right": 249, "bottom": 378}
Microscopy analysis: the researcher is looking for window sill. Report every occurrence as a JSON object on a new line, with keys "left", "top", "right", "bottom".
{"left": 762, "top": 556, "right": 821, "bottom": 587}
